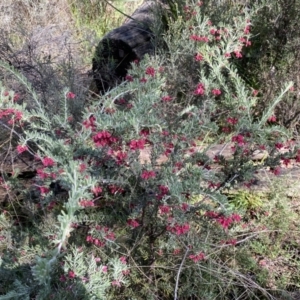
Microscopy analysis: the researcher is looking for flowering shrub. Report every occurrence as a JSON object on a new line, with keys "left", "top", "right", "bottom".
{"left": 0, "top": 1, "right": 297, "bottom": 299}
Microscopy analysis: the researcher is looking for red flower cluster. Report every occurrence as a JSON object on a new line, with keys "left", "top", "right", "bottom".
{"left": 190, "top": 35, "right": 209, "bottom": 42}
{"left": 86, "top": 235, "right": 106, "bottom": 247}
{"left": 83, "top": 115, "right": 96, "bottom": 130}
{"left": 156, "top": 185, "right": 169, "bottom": 200}
{"left": 195, "top": 53, "right": 203, "bottom": 61}
{"left": 79, "top": 199, "right": 95, "bottom": 207}
{"left": 93, "top": 131, "right": 117, "bottom": 147}
{"left": 205, "top": 211, "right": 241, "bottom": 230}
{"left": 16, "top": 145, "right": 28, "bottom": 154}
{"left": 141, "top": 170, "right": 156, "bottom": 180}
{"left": 162, "top": 95, "right": 172, "bottom": 102}
{"left": 66, "top": 91, "right": 76, "bottom": 99}
{"left": 227, "top": 117, "right": 238, "bottom": 125}
{"left": 194, "top": 83, "right": 205, "bottom": 96}
{"left": 0, "top": 108, "right": 23, "bottom": 124}
{"left": 125, "top": 75, "right": 133, "bottom": 82}
{"left": 211, "top": 89, "right": 221, "bottom": 96}
{"left": 167, "top": 222, "right": 190, "bottom": 235}
{"left": 127, "top": 218, "right": 140, "bottom": 228}
{"left": 108, "top": 185, "right": 124, "bottom": 194}
{"left": 159, "top": 205, "right": 171, "bottom": 215}
{"left": 129, "top": 139, "right": 146, "bottom": 150}
{"left": 42, "top": 157, "right": 55, "bottom": 167}
{"left": 145, "top": 66, "right": 155, "bottom": 77}
{"left": 189, "top": 252, "right": 205, "bottom": 263}
{"left": 231, "top": 134, "right": 245, "bottom": 146}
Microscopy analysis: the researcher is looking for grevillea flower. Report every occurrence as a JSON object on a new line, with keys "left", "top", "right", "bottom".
{"left": 145, "top": 66, "right": 155, "bottom": 77}
{"left": 68, "top": 270, "right": 76, "bottom": 278}
{"left": 79, "top": 200, "right": 95, "bottom": 207}
{"left": 162, "top": 95, "right": 172, "bottom": 102}
{"left": 189, "top": 252, "right": 205, "bottom": 262}
{"left": 93, "top": 131, "right": 117, "bottom": 147}
{"left": 127, "top": 218, "right": 140, "bottom": 228}
{"left": 16, "top": 145, "right": 28, "bottom": 154}
{"left": 231, "top": 134, "right": 245, "bottom": 146}
{"left": 167, "top": 223, "right": 190, "bottom": 235}
{"left": 194, "top": 83, "right": 205, "bottom": 95}
{"left": 159, "top": 205, "right": 171, "bottom": 215}
{"left": 42, "top": 157, "right": 55, "bottom": 167}
{"left": 66, "top": 92, "right": 76, "bottom": 99}
{"left": 212, "top": 89, "right": 221, "bottom": 96}
{"left": 195, "top": 53, "right": 203, "bottom": 61}
{"left": 141, "top": 170, "right": 156, "bottom": 180}
{"left": 125, "top": 75, "right": 133, "bottom": 81}
{"left": 129, "top": 139, "right": 146, "bottom": 150}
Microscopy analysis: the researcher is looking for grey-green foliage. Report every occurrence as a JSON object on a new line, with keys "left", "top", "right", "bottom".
{"left": 0, "top": 280, "right": 30, "bottom": 300}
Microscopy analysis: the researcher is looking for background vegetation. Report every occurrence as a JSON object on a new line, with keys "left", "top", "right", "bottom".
{"left": 0, "top": 0, "right": 300, "bottom": 299}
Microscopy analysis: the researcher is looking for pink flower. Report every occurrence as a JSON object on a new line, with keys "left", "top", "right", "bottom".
{"left": 140, "top": 128, "right": 150, "bottom": 137}
{"left": 93, "top": 238, "right": 106, "bottom": 247}
{"left": 93, "top": 131, "right": 117, "bottom": 147}
{"left": 127, "top": 218, "right": 140, "bottom": 228}
{"left": 79, "top": 200, "right": 95, "bottom": 207}
{"left": 125, "top": 75, "right": 133, "bottom": 82}
{"left": 79, "top": 163, "right": 87, "bottom": 173}
{"left": 92, "top": 186, "right": 102, "bottom": 196}
{"left": 231, "top": 213, "right": 241, "bottom": 222}
{"left": 120, "top": 256, "right": 127, "bottom": 264}
{"left": 13, "top": 93, "right": 20, "bottom": 102}
{"left": 68, "top": 270, "right": 76, "bottom": 278}
{"left": 141, "top": 170, "right": 156, "bottom": 180}
{"left": 193, "top": 83, "right": 205, "bottom": 96}
{"left": 86, "top": 235, "right": 93, "bottom": 243}
{"left": 115, "top": 151, "right": 127, "bottom": 165}
{"left": 234, "top": 50, "right": 243, "bottom": 58}
{"left": 112, "top": 280, "right": 122, "bottom": 287}
{"left": 42, "top": 157, "right": 55, "bottom": 167}
{"left": 83, "top": 115, "right": 96, "bottom": 130}
{"left": 252, "top": 90, "right": 259, "bottom": 96}
{"left": 105, "top": 231, "right": 115, "bottom": 241}
{"left": 39, "top": 186, "right": 50, "bottom": 194}
{"left": 17, "top": 145, "right": 28, "bottom": 154}
{"left": 189, "top": 252, "right": 205, "bottom": 263}
{"left": 181, "top": 203, "right": 189, "bottom": 211}
{"left": 223, "top": 239, "right": 237, "bottom": 246}
{"left": 145, "top": 66, "right": 155, "bottom": 77}
{"left": 159, "top": 205, "right": 171, "bottom": 215}
{"left": 268, "top": 115, "right": 276, "bottom": 123}
{"left": 231, "top": 134, "right": 245, "bottom": 146}
{"left": 281, "top": 157, "right": 290, "bottom": 167}
{"left": 140, "top": 77, "right": 147, "bottom": 83}
{"left": 167, "top": 223, "right": 190, "bottom": 235}
{"left": 129, "top": 139, "right": 146, "bottom": 150}
{"left": 173, "top": 249, "right": 181, "bottom": 255}
{"left": 162, "top": 95, "right": 172, "bottom": 102}
{"left": 194, "top": 53, "right": 203, "bottom": 61}
{"left": 102, "top": 266, "right": 108, "bottom": 273}
{"left": 244, "top": 25, "right": 251, "bottom": 35}
{"left": 275, "top": 142, "right": 284, "bottom": 150}
{"left": 66, "top": 92, "right": 76, "bottom": 99}
{"left": 271, "top": 167, "right": 281, "bottom": 176}
{"left": 36, "top": 169, "right": 49, "bottom": 179}
{"left": 211, "top": 89, "right": 221, "bottom": 96}
{"left": 190, "top": 35, "right": 209, "bottom": 42}
{"left": 227, "top": 117, "right": 238, "bottom": 125}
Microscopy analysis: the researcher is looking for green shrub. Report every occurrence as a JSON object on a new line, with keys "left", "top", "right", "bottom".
{"left": 0, "top": 1, "right": 297, "bottom": 299}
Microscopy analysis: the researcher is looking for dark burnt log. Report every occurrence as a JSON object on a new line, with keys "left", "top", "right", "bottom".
{"left": 91, "top": 0, "right": 167, "bottom": 95}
